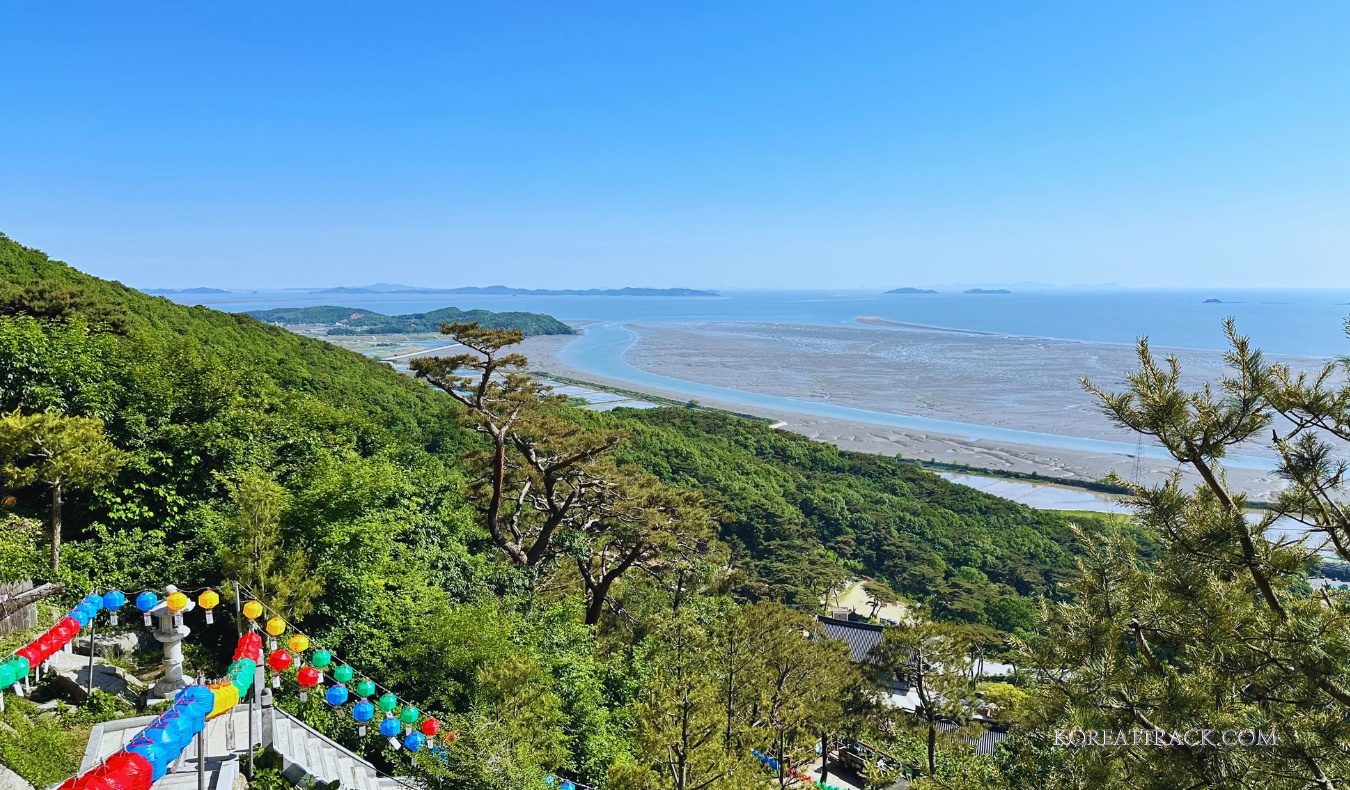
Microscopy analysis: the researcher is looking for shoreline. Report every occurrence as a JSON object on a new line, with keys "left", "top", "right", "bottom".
{"left": 516, "top": 324, "right": 1292, "bottom": 499}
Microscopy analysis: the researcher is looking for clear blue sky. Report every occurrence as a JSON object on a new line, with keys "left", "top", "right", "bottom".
{"left": 2, "top": 2, "right": 1348, "bottom": 289}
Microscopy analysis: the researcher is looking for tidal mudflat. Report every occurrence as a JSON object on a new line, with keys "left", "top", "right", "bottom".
{"left": 519, "top": 321, "right": 1326, "bottom": 500}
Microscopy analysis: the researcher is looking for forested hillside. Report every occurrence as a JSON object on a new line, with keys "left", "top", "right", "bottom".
{"left": 248, "top": 304, "right": 576, "bottom": 336}
{"left": 1, "top": 231, "right": 1094, "bottom": 787}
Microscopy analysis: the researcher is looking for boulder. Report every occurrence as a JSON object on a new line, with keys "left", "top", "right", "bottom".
{"left": 39, "top": 650, "right": 147, "bottom": 706}
{"left": 0, "top": 762, "right": 36, "bottom": 790}
{"left": 73, "top": 629, "right": 151, "bottom": 659}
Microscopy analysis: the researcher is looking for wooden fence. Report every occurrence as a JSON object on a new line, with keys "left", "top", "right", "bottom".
{"left": 0, "top": 580, "right": 64, "bottom": 636}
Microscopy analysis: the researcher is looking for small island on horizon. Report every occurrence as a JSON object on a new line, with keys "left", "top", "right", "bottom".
{"left": 886, "top": 287, "right": 939, "bottom": 295}
{"left": 964, "top": 288, "right": 1012, "bottom": 295}
{"left": 313, "top": 284, "right": 720, "bottom": 297}
{"left": 1203, "top": 298, "right": 1224, "bottom": 303}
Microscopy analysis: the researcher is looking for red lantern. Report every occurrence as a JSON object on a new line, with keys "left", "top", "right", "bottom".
{"left": 420, "top": 718, "right": 440, "bottom": 737}
{"left": 267, "top": 650, "right": 292, "bottom": 673}
{"left": 297, "top": 666, "right": 320, "bottom": 688}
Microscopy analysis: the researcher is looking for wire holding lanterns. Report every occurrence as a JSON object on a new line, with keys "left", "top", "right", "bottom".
{"left": 230, "top": 583, "right": 458, "bottom": 757}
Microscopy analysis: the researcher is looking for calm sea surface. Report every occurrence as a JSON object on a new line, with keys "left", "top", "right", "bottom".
{"left": 180, "top": 288, "right": 1350, "bottom": 357}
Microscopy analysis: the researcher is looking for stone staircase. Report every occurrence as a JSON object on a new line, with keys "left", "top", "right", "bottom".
{"left": 270, "top": 710, "right": 405, "bottom": 790}
{"left": 79, "top": 700, "right": 409, "bottom": 790}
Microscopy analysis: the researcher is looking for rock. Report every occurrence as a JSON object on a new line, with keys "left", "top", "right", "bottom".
{"left": 73, "top": 629, "right": 150, "bottom": 659}
{"left": 0, "top": 762, "right": 36, "bottom": 790}
{"left": 38, "top": 650, "right": 147, "bottom": 706}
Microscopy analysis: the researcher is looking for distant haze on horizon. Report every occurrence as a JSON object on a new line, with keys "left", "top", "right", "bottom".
{"left": 3, "top": 2, "right": 1349, "bottom": 290}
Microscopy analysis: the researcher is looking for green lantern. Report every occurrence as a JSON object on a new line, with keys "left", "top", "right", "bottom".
{"left": 12, "top": 657, "right": 29, "bottom": 677}
{"left": 356, "top": 679, "right": 376, "bottom": 698}
{"left": 311, "top": 650, "right": 332, "bottom": 669}
{"left": 377, "top": 693, "right": 397, "bottom": 713}
{"left": 333, "top": 665, "right": 354, "bottom": 684}
{"left": 399, "top": 706, "right": 419, "bottom": 725}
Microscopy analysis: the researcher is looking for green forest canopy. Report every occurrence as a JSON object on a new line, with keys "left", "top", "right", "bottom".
{"left": 0, "top": 230, "right": 1107, "bottom": 785}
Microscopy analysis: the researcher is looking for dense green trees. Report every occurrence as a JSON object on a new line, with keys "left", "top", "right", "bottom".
{"left": 0, "top": 410, "right": 123, "bottom": 570}
{"left": 0, "top": 231, "right": 1129, "bottom": 788}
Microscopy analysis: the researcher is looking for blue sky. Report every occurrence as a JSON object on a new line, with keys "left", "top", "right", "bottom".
{"left": 2, "top": 2, "right": 1348, "bottom": 289}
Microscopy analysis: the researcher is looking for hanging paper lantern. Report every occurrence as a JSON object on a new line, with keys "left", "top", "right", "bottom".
{"left": 11, "top": 656, "right": 30, "bottom": 678}
{"left": 297, "top": 666, "right": 320, "bottom": 688}
{"left": 420, "top": 718, "right": 440, "bottom": 737}
{"left": 287, "top": 634, "right": 309, "bottom": 653}
{"left": 102, "top": 590, "right": 125, "bottom": 625}
{"left": 399, "top": 706, "right": 420, "bottom": 725}
{"left": 353, "top": 699, "right": 375, "bottom": 736}
{"left": 377, "top": 693, "right": 397, "bottom": 713}
{"left": 265, "top": 617, "right": 286, "bottom": 637}
{"left": 242, "top": 600, "right": 263, "bottom": 620}
{"left": 198, "top": 590, "right": 220, "bottom": 624}
{"left": 296, "top": 665, "right": 320, "bottom": 701}
{"left": 166, "top": 591, "right": 188, "bottom": 612}
{"left": 379, "top": 717, "right": 401, "bottom": 738}
{"left": 403, "top": 732, "right": 425, "bottom": 752}
{"left": 83, "top": 594, "right": 104, "bottom": 611}
{"left": 311, "top": 650, "right": 332, "bottom": 669}
{"left": 0, "top": 664, "right": 14, "bottom": 689}
{"left": 356, "top": 679, "right": 376, "bottom": 698}
{"left": 325, "top": 685, "right": 349, "bottom": 706}
{"left": 561, "top": 781, "right": 576, "bottom": 790}
{"left": 333, "top": 665, "right": 353, "bottom": 684}
{"left": 267, "top": 650, "right": 292, "bottom": 672}
{"left": 135, "top": 592, "right": 158, "bottom": 626}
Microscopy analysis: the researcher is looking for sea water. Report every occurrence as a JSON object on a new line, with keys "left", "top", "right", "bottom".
{"left": 179, "top": 288, "right": 1350, "bottom": 357}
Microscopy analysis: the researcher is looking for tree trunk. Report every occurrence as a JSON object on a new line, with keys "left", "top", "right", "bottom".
{"left": 50, "top": 481, "right": 62, "bottom": 572}
{"left": 926, "top": 714, "right": 937, "bottom": 777}
{"left": 584, "top": 580, "right": 610, "bottom": 626}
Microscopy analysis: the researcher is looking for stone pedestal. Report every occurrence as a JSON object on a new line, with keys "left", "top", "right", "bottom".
{"left": 148, "top": 584, "right": 197, "bottom": 702}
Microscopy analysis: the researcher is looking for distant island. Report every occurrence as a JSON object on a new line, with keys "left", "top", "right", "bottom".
{"left": 964, "top": 288, "right": 1012, "bottom": 295}
{"left": 143, "top": 287, "right": 231, "bottom": 295}
{"left": 246, "top": 305, "right": 575, "bottom": 336}
{"left": 886, "top": 287, "right": 938, "bottom": 295}
{"left": 311, "top": 285, "right": 719, "bottom": 297}
{"left": 1203, "top": 298, "right": 1224, "bottom": 304}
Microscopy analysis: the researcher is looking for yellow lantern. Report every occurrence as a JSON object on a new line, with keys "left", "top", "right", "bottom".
{"left": 198, "top": 590, "right": 220, "bottom": 624}
{"left": 166, "top": 591, "right": 189, "bottom": 612}
{"left": 265, "top": 616, "right": 286, "bottom": 637}
{"left": 243, "top": 600, "right": 263, "bottom": 620}
{"left": 287, "top": 634, "right": 310, "bottom": 653}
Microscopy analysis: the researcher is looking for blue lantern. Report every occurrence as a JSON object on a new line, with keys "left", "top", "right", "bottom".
{"left": 83, "top": 594, "right": 104, "bottom": 611}
{"left": 103, "top": 590, "right": 126, "bottom": 610}
{"left": 70, "top": 608, "right": 92, "bottom": 627}
{"left": 135, "top": 591, "right": 158, "bottom": 612}
{"left": 561, "top": 781, "right": 575, "bottom": 790}
{"left": 379, "top": 717, "right": 401, "bottom": 738}
{"left": 325, "top": 685, "right": 349, "bottom": 706}
{"left": 353, "top": 700, "right": 374, "bottom": 722}
{"left": 404, "top": 732, "right": 425, "bottom": 752}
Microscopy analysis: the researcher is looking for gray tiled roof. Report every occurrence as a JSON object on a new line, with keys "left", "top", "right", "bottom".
{"left": 817, "top": 615, "right": 885, "bottom": 664}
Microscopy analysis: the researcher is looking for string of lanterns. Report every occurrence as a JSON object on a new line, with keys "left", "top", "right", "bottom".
{"left": 239, "top": 589, "right": 452, "bottom": 752}
{"left": 750, "top": 750, "right": 847, "bottom": 790}
{"left": 5, "top": 586, "right": 596, "bottom": 790}
{"left": 55, "top": 632, "right": 260, "bottom": 790}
